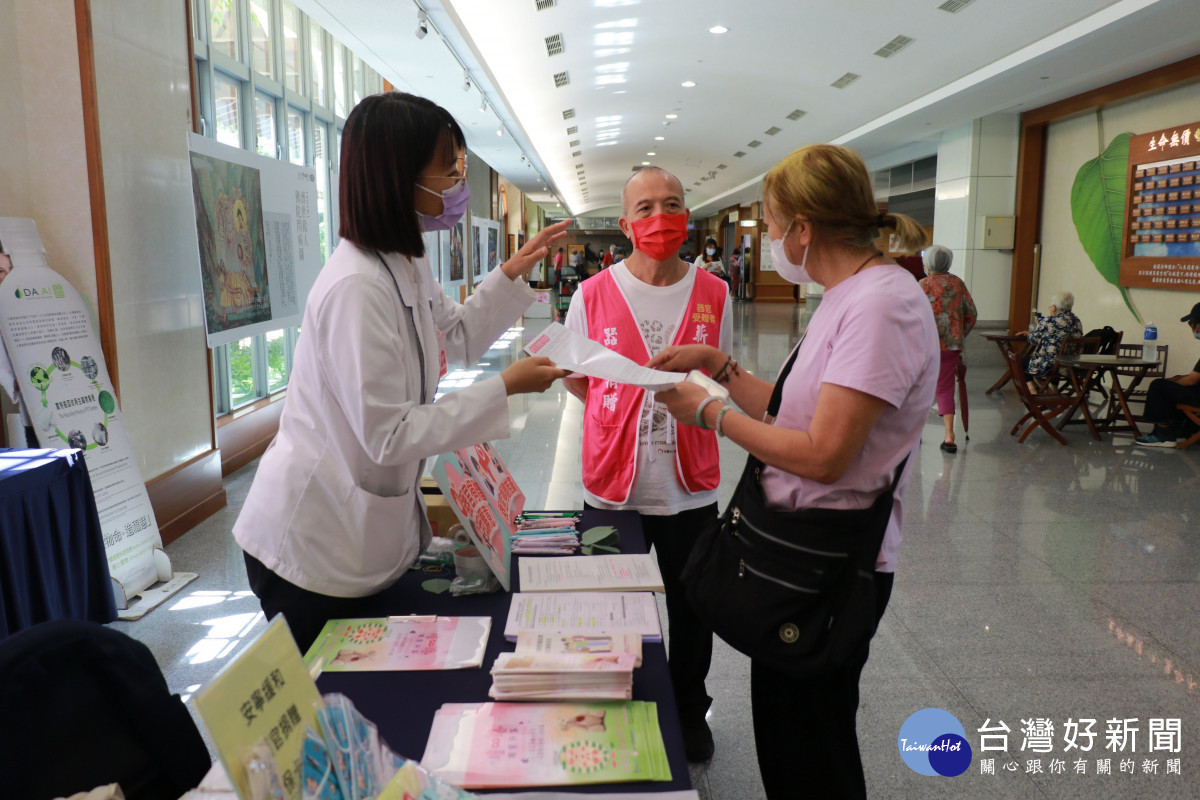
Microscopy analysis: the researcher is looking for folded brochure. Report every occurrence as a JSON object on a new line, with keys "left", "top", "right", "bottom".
{"left": 504, "top": 592, "right": 662, "bottom": 642}
{"left": 304, "top": 616, "right": 491, "bottom": 673}
{"left": 420, "top": 701, "right": 671, "bottom": 788}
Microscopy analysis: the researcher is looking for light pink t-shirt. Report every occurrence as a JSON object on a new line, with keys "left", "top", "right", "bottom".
{"left": 759, "top": 263, "right": 939, "bottom": 572}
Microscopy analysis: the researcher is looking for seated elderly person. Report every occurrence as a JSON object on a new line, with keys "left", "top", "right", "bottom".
{"left": 1133, "top": 302, "right": 1200, "bottom": 447}
{"left": 1019, "top": 291, "right": 1083, "bottom": 392}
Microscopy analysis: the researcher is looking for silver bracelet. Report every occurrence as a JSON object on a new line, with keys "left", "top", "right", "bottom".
{"left": 715, "top": 405, "right": 734, "bottom": 438}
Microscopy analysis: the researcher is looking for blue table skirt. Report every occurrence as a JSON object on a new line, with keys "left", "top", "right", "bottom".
{"left": 316, "top": 508, "right": 692, "bottom": 793}
{"left": 0, "top": 449, "right": 117, "bottom": 639}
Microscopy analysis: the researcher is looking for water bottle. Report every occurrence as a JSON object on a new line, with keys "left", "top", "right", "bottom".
{"left": 1142, "top": 322, "right": 1157, "bottom": 362}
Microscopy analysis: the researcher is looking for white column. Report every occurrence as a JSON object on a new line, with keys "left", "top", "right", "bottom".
{"left": 933, "top": 114, "right": 1020, "bottom": 323}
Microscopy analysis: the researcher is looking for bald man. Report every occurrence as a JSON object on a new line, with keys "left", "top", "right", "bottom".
{"left": 564, "top": 167, "right": 731, "bottom": 762}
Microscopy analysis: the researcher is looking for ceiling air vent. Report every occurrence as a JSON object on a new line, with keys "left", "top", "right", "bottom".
{"left": 569, "top": 139, "right": 580, "bottom": 147}
{"left": 747, "top": 140, "right": 762, "bottom": 148}
{"left": 535, "top": 0, "right": 557, "bottom": 10}
{"left": 632, "top": 166, "right": 645, "bottom": 172}
{"left": 575, "top": 163, "right": 584, "bottom": 170}
{"left": 545, "top": 34, "right": 564, "bottom": 57}
{"left": 938, "top": 0, "right": 976, "bottom": 12}
{"left": 717, "top": 164, "right": 728, "bottom": 170}
{"left": 733, "top": 151, "right": 746, "bottom": 158}
{"left": 553, "top": 71, "right": 570, "bottom": 88}
{"left": 786, "top": 109, "right": 807, "bottom": 121}
{"left": 572, "top": 150, "right": 582, "bottom": 157}
{"left": 685, "top": 188, "right": 692, "bottom": 193}
{"left": 874, "top": 35, "right": 914, "bottom": 58}
{"left": 562, "top": 108, "right": 575, "bottom": 120}
{"left": 831, "top": 72, "right": 860, "bottom": 89}
{"left": 764, "top": 126, "right": 781, "bottom": 136}
{"left": 566, "top": 125, "right": 578, "bottom": 135}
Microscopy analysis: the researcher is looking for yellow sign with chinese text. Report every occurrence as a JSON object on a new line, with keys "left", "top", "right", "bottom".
{"left": 194, "top": 615, "right": 325, "bottom": 799}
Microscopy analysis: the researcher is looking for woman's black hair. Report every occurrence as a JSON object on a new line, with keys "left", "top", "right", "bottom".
{"left": 338, "top": 92, "right": 466, "bottom": 256}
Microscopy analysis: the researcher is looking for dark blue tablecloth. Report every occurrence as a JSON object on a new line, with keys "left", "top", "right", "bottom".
{"left": 0, "top": 449, "right": 117, "bottom": 639}
{"left": 317, "top": 508, "right": 691, "bottom": 793}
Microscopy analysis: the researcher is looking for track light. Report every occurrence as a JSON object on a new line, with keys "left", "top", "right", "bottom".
{"left": 496, "top": 124, "right": 504, "bottom": 137}
{"left": 415, "top": 10, "right": 428, "bottom": 39}
{"left": 463, "top": 70, "right": 471, "bottom": 92}
{"left": 479, "top": 96, "right": 487, "bottom": 113}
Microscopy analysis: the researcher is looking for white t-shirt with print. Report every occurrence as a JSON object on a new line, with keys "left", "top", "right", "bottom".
{"left": 566, "top": 261, "right": 733, "bottom": 515}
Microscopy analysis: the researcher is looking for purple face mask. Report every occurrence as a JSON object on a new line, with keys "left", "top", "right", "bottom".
{"left": 416, "top": 178, "right": 470, "bottom": 232}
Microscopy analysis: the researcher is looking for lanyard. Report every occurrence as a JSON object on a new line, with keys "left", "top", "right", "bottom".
{"left": 375, "top": 252, "right": 427, "bottom": 404}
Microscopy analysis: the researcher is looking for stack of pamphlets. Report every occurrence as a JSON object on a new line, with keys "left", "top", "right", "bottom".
{"left": 303, "top": 616, "right": 491, "bottom": 673}
{"left": 518, "top": 554, "right": 665, "bottom": 593}
{"left": 421, "top": 701, "right": 671, "bottom": 788}
{"left": 489, "top": 652, "right": 637, "bottom": 701}
{"left": 514, "top": 631, "right": 643, "bottom": 667}
{"left": 512, "top": 512, "right": 581, "bottom": 555}
{"left": 504, "top": 592, "right": 663, "bottom": 642}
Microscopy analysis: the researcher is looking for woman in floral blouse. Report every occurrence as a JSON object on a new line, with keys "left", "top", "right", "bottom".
{"left": 1020, "top": 291, "right": 1083, "bottom": 390}
{"left": 920, "top": 246, "right": 977, "bottom": 452}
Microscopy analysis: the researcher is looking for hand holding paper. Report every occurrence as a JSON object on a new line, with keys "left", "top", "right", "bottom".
{"left": 524, "top": 323, "right": 685, "bottom": 391}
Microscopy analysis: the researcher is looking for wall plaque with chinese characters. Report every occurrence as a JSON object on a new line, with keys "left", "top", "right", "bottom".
{"left": 193, "top": 615, "right": 324, "bottom": 799}
{"left": 1120, "top": 120, "right": 1200, "bottom": 290}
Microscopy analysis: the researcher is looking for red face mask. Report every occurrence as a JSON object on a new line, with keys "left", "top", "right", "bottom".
{"left": 627, "top": 212, "right": 689, "bottom": 262}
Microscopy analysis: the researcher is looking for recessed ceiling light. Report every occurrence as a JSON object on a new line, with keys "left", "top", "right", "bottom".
{"left": 665, "top": 114, "right": 678, "bottom": 119}
{"left": 709, "top": 25, "right": 728, "bottom": 34}
{"left": 654, "top": 136, "right": 665, "bottom": 141}
{"left": 642, "top": 161, "right": 650, "bottom": 165}
{"left": 647, "top": 152, "right": 656, "bottom": 156}
{"left": 681, "top": 81, "right": 696, "bottom": 88}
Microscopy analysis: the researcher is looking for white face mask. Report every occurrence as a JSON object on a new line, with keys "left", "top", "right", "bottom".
{"left": 706, "top": 247, "right": 716, "bottom": 256}
{"left": 769, "top": 223, "right": 811, "bottom": 284}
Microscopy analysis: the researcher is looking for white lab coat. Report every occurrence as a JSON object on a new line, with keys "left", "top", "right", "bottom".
{"left": 234, "top": 239, "right": 534, "bottom": 597}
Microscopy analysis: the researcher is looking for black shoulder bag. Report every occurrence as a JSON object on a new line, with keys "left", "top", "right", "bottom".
{"left": 681, "top": 341, "right": 909, "bottom": 676}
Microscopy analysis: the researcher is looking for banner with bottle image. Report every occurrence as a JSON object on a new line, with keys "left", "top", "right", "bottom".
{"left": 0, "top": 219, "right": 165, "bottom": 599}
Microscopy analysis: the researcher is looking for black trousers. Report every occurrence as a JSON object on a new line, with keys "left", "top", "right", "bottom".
{"left": 751, "top": 571, "right": 895, "bottom": 800}
{"left": 1142, "top": 377, "right": 1200, "bottom": 429}
{"left": 243, "top": 552, "right": 385, "bottom": 654}
{"left": 585, "top": 501, "right": 717, "bottom": 726}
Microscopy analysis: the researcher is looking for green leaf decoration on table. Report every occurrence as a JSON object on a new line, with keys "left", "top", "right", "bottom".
{"left": 1070, "top": 131, "right": 1139, "bottom": 320}
{"left": 421, "top": 578, "right": 452, "bottom": 594}
{"left": 581, "top": 526, "right": 617, "bottom": 545}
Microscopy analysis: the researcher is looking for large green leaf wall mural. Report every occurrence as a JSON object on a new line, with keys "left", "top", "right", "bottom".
{"left": 1070, "top": 132, "right": 1139, "bottom": 320}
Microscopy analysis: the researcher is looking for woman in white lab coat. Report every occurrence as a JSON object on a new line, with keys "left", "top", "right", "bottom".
{"left": 234, "top": 92, "right": 569, "bottom": 650}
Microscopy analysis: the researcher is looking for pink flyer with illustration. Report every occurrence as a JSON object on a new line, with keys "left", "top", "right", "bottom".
{"left": 420, "top": 701, "right": 670, "bottom": 788}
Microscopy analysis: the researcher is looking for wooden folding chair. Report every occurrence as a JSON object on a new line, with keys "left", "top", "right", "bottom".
{"left": 1005, "top": 349, "right": 1078, "bottom": 444}
{"left": 1035, "top": 336, "right": 1100, "bottom": 394}
{"left": 1177, "top": 404, "right": 1200, "bottom": 450}
{"left": 1116, "top": 343, "right": 1168, "bottom": 418}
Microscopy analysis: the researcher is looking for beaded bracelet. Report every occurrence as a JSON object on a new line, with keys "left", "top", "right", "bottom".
{"left": 715, "top": 405, "right": 734, "bottom": 438}
{"left": 695, "top": 396, "right": 722, "bottom": 430}
{"left": 715, "top": 357, "right": 740, "bottom": 384}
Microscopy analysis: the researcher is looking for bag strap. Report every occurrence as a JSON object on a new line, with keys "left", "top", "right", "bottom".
{"left": 748, "top": 329, "right": 910, "bottom": 504}
{"left": 767, "top": 337, "right": 804, "bottom": 418}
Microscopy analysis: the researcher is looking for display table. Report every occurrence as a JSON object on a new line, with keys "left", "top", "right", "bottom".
{"left": 317, "top": 508, "right": 692, "bottom": 794}
{"left": 0, "top": 448, "right": 117, "bottom": 639}
{"left": 1054, "top": 353, "right": 1159, "bottom": 439}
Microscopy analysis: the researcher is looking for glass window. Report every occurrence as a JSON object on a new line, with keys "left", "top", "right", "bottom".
{"left": 352, "top": 54, "right": 364, "bottom": 105}
{"left": 249, "top": 0, "right": 275, "bottom": 80}
{"left": 214, "top": 75, "right": 241, "bottom": 147}
{"left": 314, "top": 125, "right": 329, "bottom": 259}
{"left": 287, "top": 108, "right": 304, "bottom": 164}
{"left": 281, "top": 2, "right": 301, "bottom": 94}
{"left": 255, "top": 92, "right": 276, "bottom": 157}
{"left": 228, "top": 336, "right": 256, "bottom": 407}
{"left": 266, "top": 329, "right": 289, "bottom": 392}
{"left": 209, "top": 0, "right": 240, "bottom": 60}
{"left": 309, "top": 18, "right": 326, "bottom": 107}
{"left": 333, "top": 41, "right": 347, "bottom": 117}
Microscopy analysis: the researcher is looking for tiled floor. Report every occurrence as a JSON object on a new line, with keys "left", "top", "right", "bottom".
{"left": 114, "top": 301, "right": 1200, "bottom": 799}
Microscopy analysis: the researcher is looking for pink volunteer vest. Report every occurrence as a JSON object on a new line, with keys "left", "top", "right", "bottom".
{"left": 581, "top": 267, "right": 726, "bottom": 503}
